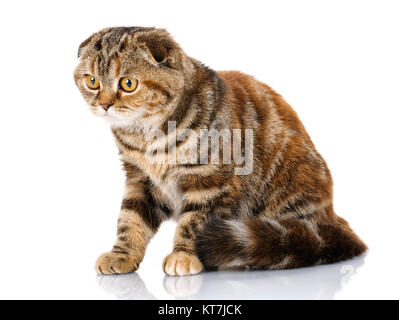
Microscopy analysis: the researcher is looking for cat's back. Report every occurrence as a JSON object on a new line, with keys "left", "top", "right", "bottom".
{"left": 217, "top": 70, "right": 331, "bottom": 201}
{"left": 217, "top": 70, "right": 308, "bottom": 138}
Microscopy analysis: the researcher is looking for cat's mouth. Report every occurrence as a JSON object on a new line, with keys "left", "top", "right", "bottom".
{"left": 92, "top": 104, "right": 151, "bottom": 128}
{"left": 93, "top": 105, "right": 123, "bottom": 116}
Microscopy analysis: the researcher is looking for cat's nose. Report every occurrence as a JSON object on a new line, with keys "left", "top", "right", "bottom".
{"left": 100, "top": 103, "right": 113, "bottom": 111}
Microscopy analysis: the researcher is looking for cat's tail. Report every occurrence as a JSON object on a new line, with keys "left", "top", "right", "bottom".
{"left": 195, "top": 215, "right": 367, "bottom": 270}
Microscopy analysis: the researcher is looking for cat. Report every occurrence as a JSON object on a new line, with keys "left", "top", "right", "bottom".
{"left": 74, "top": 27, "right": 367, "bottom": 276}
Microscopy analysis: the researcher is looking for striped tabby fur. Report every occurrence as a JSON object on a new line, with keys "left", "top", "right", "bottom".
{"left": 74, "top": 27, "right": 366, "bottom": 276}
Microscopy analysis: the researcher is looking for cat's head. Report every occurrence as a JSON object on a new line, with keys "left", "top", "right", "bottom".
{"left": 74, "top": 27, "right": 187, "bottom": 129}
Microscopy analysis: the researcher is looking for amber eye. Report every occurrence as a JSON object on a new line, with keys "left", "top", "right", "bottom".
{"left": 85, "top": 75, "right": 100, "bottom": 90}
{"left": 119, "top": 77, "right": 138, "bottom": 93}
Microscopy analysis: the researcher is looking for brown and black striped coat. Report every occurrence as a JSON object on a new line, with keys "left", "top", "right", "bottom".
{"left": 74, "top": 27, "right": 366, "bottom": 276}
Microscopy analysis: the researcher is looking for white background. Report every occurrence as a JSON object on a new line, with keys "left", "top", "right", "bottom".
{"left": 0, "top": 0, "right": 398, "bottom": 299}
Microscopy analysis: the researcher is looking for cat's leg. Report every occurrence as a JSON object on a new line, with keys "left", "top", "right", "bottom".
{"left": 95, "top": 209, "right": 155, "bottom": 275}
{"left": 163, "top": 211, "right": 207, "bottom": 276}
{"left": 95, "top": 176, "right": 165, "bottom": 275}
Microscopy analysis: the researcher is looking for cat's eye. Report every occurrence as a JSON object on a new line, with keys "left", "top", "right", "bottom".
{"left": 119, "top": 77, "right": 138, "bottom": 93}
{"left": 86, "top": 75, "right": 100, "bottom": 90}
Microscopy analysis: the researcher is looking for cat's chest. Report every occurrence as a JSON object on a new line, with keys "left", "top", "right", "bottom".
{"left": 115, "top": 130, "right": 184, "bottom": 215}
{"left": 120, "top": 152, "right": 183, "bottom": 216}
{"left": 142, "top": 164, "right": 183, "bottom": 217}
{"left": 152, "top": 174, "right": 183, "bottom": 217}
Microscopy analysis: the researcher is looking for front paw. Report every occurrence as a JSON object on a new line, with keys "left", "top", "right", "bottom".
{"left": 95, "top": 252, "right": 139, "bottom": 275}
{"left": 163, "top": 251, "right": 204, "bottom": 276}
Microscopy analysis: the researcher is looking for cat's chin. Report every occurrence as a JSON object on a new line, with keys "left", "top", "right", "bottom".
{"left": 101, "top": 111, "right": 147, "bottom": 131}
{"left": 101, "top": 109, "right": 164, "bottom": 131}
{"left": 103, "top": 113, "right": 137, "bottom": 129}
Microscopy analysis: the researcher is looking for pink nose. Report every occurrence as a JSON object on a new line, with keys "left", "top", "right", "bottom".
{"left": 100, "top": 103, "right": 113, "bottom": 111}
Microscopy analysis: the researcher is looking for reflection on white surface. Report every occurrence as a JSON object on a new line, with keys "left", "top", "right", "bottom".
{"left": 97, "top": 255, "right": 365, "bottom": 300}
{"left": 97, "top": 273, "right": 157, "bottom": 300}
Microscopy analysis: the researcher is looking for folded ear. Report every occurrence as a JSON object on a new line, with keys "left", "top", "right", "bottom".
{"left": 139, "top": 36, "right": 181, "bottom": 69}
{"left": 77, "top": 34, "right": 95, "bottom": 58}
